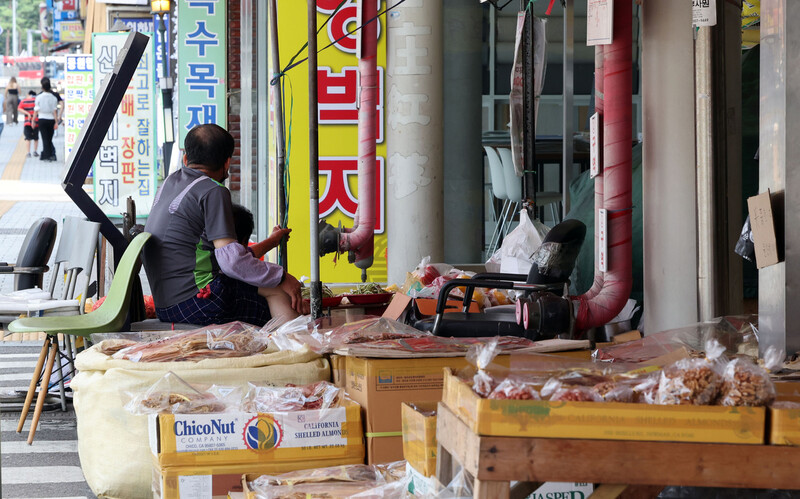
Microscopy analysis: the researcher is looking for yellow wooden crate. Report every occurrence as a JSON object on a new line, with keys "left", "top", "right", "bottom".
{"left": 442, "top": 368, "right": 765, "bottom": 445}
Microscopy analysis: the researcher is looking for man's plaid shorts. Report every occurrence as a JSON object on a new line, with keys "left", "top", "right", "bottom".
{"left": 155, "top": 274, "right": 272, "bottom": 327}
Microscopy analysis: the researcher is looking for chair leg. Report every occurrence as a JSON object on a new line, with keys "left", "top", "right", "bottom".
{"left": 64, "top": 335, "right": 76, "bottom": 379}
{"left": 28, "top": 338, "right": 58, "bottom": 445}
{"left": 57, "top": 337, "right": 67, "bottom": 412}
{"left": 488, "top": 200, "right": 511, "bottom": 256}
{"left": 17, "top": 337, "right": 51, "bottom": 433}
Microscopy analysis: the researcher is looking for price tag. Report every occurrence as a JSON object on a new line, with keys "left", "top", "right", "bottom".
{"left": 590, "top": 113, "right": 601, "bottom": 178}
{"left": 598, "top": 208, "right": 608, "bottom": 272}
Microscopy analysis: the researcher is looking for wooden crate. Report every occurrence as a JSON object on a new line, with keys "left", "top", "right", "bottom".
{"left": 435, "top": 402, "right": 800, "bottom": 499}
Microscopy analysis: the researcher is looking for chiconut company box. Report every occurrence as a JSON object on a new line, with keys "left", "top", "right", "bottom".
{"left": 442, "top": 369, "right": 766, "bottom": 445}
{"left": 401, "top": 402, "right": 438, "bottom": 477}
{"left": 148, "top": 398, "right": 364, "bottom": 468}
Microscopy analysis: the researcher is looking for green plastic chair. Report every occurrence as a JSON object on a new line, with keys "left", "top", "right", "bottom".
{"left": 10, "top": 232, "right": 151, "bottom": 444}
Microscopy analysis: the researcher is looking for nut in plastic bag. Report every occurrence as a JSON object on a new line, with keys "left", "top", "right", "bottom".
{"left": 719, "top": 353, "right": 778, "bottom": 407}
{"left": 656, "top": 339, "right": 727, "bottom": 405}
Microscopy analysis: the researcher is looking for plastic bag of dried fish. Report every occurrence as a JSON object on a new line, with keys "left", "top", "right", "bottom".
{"left": 113, "top": 322, "right": 269, "bottom": 362}
{"left": 123, "top": 372, "right": 237, "bottom": 415}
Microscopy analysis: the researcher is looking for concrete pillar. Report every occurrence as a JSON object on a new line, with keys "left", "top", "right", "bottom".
{"left": 641, "top": 0, "right": 699, "bottom": 333}
{"left": 386, "top": 0, "right": 444, "bottom": 284}
{"left": 442, "top": 1, "right": 482, "bottom": 264}
{"left": 758, "top": 0, "right": 800, "bottom": 356}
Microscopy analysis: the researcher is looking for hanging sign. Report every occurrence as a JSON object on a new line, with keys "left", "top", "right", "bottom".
{"left": 590, "top": 112, "right": 600, "bottom": 178}
{"left": 64, "top": 54, "right": 93, "bottom": 162}
{"left": 92, "top": 33, "right": 158, "bottom": 216}
{"left": 598, "top": 208, "right": 608, "bottom": 272}
{"left": 177, "top": 0, "right": 227, "bottom": 147}
{"left": 692, "top": 0, "right": 717, "bottom": 27}
{"left": 587, "top": 0, "right": 613, "bottom": 46}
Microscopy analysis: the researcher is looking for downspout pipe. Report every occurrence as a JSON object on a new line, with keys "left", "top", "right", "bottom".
{"left": 584, "top": 45, "right": 605, "bottom": 301}
{"left": 320, "top": 0, "right": 377, "bottom": 277}
{"left": 573, "top": 0, "right": 632, "bottom": 331}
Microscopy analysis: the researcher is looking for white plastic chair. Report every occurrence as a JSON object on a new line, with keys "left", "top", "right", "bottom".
{"left": 484, "top": 146, "right": 511, "bottom": 256}
{"left": 0, "top": 217, "right": 100, "bottom": 323}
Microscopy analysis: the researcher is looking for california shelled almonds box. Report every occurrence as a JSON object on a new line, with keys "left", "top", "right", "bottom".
{"left": 148, "top": 398, "right": 364, "bottom": 468}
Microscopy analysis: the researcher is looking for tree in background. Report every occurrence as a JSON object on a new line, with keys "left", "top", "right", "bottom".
{"left": 0, "top": 1, "right": 46, "bottom": 56}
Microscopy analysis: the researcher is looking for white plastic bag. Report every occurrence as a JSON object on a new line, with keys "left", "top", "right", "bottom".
{"left": 486, "top": 210, "right": 550, "bottom": 274}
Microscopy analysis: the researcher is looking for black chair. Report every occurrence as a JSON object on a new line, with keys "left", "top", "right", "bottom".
{"left": 0, "top": 218, "right": 58, "bottom": 291}
{"left": 415, "top": 219, "right": 586, "bottom": 340}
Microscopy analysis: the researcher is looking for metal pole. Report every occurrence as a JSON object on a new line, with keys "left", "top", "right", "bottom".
{"left": 307, "top": 0, "right": 322, "bottom": 319}
{"left": 562, "top": 0, "right": 574, "bottom": 214}
{"left": 158, "top": 13, "right": 174, "bottom": 176}
{"left": 270, "top": 0, "right": 288, "bottom": 271}
{"left": 695, "top": 26, "right": 716, "bottom": 321}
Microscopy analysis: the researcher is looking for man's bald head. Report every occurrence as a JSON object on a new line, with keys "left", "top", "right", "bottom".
{"left": 184, "top": 124, "right": 235, "bottom": 172}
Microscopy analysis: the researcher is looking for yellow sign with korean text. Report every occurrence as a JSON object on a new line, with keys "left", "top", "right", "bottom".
{"left": 269, "top": 1, "right": 388, "bottom": 283}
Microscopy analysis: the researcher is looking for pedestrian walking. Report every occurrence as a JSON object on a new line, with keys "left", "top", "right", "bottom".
{"left": 18, "top": 90, "right": 39, "bottom": 156}
{"left": 33, "top": 78, "right": 60, "bottom": 162}
{"left": 5, "top": 76, "right": 20, "bottom": 125}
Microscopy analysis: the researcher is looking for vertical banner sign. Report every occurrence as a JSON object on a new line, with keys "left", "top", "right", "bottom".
{"left": 116, "top": 16, "right": 170, "bottom": 79}
{"left": 590, "top": 112, "right": 600, "bottom": 178}
{"left": 587, "top": 0, "right": 613, "bottom": 46}
{"left": 177, "top": 0, "right": 227, "bottom": 147}
{"left": 92, "top": 33, "right": 158, "bottom": 216}
{"left": 64, "top": 54, "right": 94, "bottom": 162}
{"left": 269, "top": 0, "right": 388, "bottom": 282}
{"left": 598, "top": 208, "right": 608, "bottom": 272}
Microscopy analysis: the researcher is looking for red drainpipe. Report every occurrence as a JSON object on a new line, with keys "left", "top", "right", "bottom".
{"left": 574, "top": 0, "right": 632, "bottom": 330}
{"left": 339, "top": 0, "right": 378, "bottom": 270}
{"left": 584, "top": 45, "right": 605, "bottom": 301}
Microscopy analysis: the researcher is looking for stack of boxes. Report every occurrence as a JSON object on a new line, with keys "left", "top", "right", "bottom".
{"left": 149, "top": 400, "right": 364, "bottom": 498}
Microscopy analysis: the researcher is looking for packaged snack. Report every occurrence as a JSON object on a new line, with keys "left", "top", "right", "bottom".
{"left": 719, "top": 358, "right": 775, "bottom": 406}
{"left": 113, "top": 321, "right": 268, "bottom": 362}
{"left": 487, "top": 377, "right": 540, "bottom": 400}
{"left": 592, "top": 380, "right": 635, "bottom": 403}
{"left": 656, "top": 339, "right": 726, "bottom": 405}
{"left": 124, "top": 372, "right": 232, "bottom": 415}
{"left": 242, "top": 381, "right": 342, "bottom": 415}
{"left": 632, "top": 375, "right": 660, "bottom": 404}
{"left": 247, "top": 461, "right": 409, "bottom": 499}
{"left": 719, "top": 348, "right": 782, "bottom": 407}
{"left": 549, "top": 385, "right": 602, "bottom": 402}
{"left": 467, "top": 338, "right": 501, "bottom": 397}
{"left": 97, "top": 338, "right": 138, "bottom": 356}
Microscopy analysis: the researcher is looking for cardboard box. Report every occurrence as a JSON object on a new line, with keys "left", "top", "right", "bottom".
{"left": 366, "top": 435, "right": 404, "bottom": 464}
{"left": 153, "top": 459, "right": 361, "bottom": 499}
{"left": 149, "top": 399, "right": 364, "bottom": 468}
{"left": 331, "top": 354, "right": 346, "bottom": 388}
{"left": 344, "top": 355, "right": 490, "bottom": 463}
{"left": 748, "top": 190, "right": 781, "bottom": 268}
{"left": 442, "top": 368, "right": 766, "bottom": 445}
{"left": 401, "top": 402, "right": 437, "bottom": 477}
{"left": 769, "top": 382, "right": 800, "bottom": 445}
